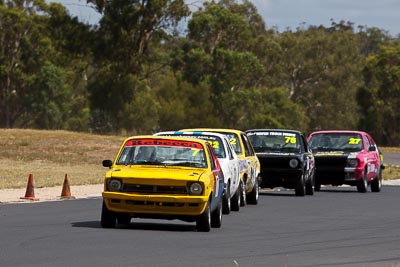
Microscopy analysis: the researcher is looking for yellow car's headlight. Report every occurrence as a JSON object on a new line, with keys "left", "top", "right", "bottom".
{"left": 188, "top": 182, "right": 203, "bottom": 195}
{"left": 107, "top": 179, "right": 122, "bottom": 192}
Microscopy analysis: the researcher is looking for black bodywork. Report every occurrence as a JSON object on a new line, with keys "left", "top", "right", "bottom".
{"left": 246, "top": 129, "right": 315, "bottom": 196}
{"left": 312, "top": 154, "right": 350, "bottom": 186}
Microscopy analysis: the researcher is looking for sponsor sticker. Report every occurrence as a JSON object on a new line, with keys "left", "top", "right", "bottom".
{"left": 124, "top": 138, "right": 203, "bottom": 150}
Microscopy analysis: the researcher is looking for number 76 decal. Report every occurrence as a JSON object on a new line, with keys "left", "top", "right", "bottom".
{"left": 285, "top": 137, "right": 296, "bottom": 144}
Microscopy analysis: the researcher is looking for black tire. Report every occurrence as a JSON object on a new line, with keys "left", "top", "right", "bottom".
{"left": 222, "top": 183, "right": 231, "bottom": 215}
{"left": 239, "top": 180, "right": 246, "bottom": 207}
{"left": 356, "top": 169, "right": 368, "bottom": 193}
{"left": 305, "top": 173, "right": 315, "bottom": 195}
{"left": 101, "top": 201, "right": 116, "bottom": 228}
{"left": 371, "top": 168, "right": 382, "bottom": 192}
{"left": 295, "top": 175, "right": 306, "bottom": 196}
{"left": 211, "top": 200, "right": 222, "bottom": 228}
{"left": 230, "top": 186, "right": 240, "bottom": 212}
{"left": 117, "top": 215, "right": 131, "bottom": 225}
{"left": 196, "top": 202, "right": 211, "bottom": 232}
{"left": 247, "top": 182, "right": 259, "bottom": 205}
{"left": 314, "top": 181, "right": 321, "bottom": 192}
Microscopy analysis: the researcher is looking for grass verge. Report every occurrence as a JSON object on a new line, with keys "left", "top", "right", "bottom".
{"left": 0, "top": 129, "right": 125, "bottom": 189}
{"left": 0, "top": 128, "right": 399, "bottom": 189}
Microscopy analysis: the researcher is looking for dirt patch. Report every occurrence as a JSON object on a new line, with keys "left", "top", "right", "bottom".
{"left": 0, "top": 184, "right": 103, "bottom": 204}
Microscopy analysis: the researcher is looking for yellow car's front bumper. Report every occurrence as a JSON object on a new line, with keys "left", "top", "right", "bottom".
{"left": 102, "top": 192, "right": 209, "bottom": 216}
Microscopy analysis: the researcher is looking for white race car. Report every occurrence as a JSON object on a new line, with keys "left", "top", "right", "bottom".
{"left": 154, "top": 131, "right": 241, "bottom": 214}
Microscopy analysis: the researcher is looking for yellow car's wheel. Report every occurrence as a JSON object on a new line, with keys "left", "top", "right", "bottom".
{"left": 101, "top": 201, "right": 116, "bottom": 228}
{"left": 196, "top": 202, "right": 211, "bottom": 232}
{"left": 211, "top": 200, "right": 222, "bottom": 228}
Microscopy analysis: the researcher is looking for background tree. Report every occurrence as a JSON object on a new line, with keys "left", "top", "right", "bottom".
{"left": 87, "top": 0, "right": 190, "bottom": 133}
{"left": 358, "top": 44, "right": 400, "bottom": 145}
{"left": 274, "top": 21, "right": 365, "bottom": 132}
{"left": 0, "top": 0, "right": 92, "bottom": 130}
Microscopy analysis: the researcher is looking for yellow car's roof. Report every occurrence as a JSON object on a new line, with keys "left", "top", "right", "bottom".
{"left": 179, "top": 128, "right": 245, "bottom": 135}
{"left": 122, "top": 135, "right": 210, "bottom": 146}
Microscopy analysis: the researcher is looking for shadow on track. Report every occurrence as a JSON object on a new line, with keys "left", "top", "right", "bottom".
{"left": 317, "top": 186, "right": 359, "bottom": 193}
{"left": 71, "top": 221, "right": 197, "bottom": 232}
{"left": 259, "top": 188, "right": 298, "bottom": 197}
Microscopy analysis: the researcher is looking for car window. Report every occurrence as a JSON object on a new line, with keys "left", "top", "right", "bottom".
{"left": 241, "top": 134, "right": 254, "bottom": 157}
{"left": 206, "top": 136, "right": 226, "bottom": 159}
{"left": 156, "top": 133, "right": 226, "bottom": 159}
{"left": 248, "top": 131, "right": 301, "bottom": 153}
{"left": 116, "top": 138, "right": 207, "bottom": 168}
{"left": 299, "top": 134, "right": 307, "bottom": 153}
{"left": 308, "top": 133, "right": 363, "bottom": 152}
{"left": 207, "top": 144, "right": 216, "bottom": 170}
{"left": 224, "top": 139, "right": 234, "bottom": 160}
{"left": 220, "top": 132, "right": 242, "bottom": 155}
{"left": 364, "top": 135, "right": 371, "bottom": 150}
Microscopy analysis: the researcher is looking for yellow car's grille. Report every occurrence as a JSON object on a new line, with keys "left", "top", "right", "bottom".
{"left": 122, "top": 184, "right": 188, "bottom": 194}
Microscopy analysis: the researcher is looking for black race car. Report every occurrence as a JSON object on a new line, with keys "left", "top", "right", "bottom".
{"left": 246, "top": 129, "right": 315, "bottom": 196}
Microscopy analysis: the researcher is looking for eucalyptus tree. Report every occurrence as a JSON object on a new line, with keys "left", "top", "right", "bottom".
{"left": 358, "top": 44, "right": 400, "bottom": 146}
{"left": 183, "top": 0, "right": 268, "bottom": 126}
{"left": 0, "top": 1, "right": 36, "bottom": 127}
{"left": 275, "top": 21, "right": 365, "bottom": 132}
{"left": 0, "top": 0, "right": 93, "bottom": 130}
{"left": 0, "top": 0, "right": 60, "bottom": 128}
{"left": 86, "top": 0, "right": 190, "bottom": 133}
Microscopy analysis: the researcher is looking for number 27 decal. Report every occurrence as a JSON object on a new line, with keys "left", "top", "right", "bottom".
{"left": 349, "top": 138, "right": 361, "bottom": 145}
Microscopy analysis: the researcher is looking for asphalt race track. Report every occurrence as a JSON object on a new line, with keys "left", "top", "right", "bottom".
{"left": 1, "top": 185, "right": 400, "bottom": 267}
{"left": 383, "top": 152, "right": 400, "bottom": 166}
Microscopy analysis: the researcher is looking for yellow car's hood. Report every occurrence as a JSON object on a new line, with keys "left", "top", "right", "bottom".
{"left": 109, "top": 166, "right": 205, "bottom": 180}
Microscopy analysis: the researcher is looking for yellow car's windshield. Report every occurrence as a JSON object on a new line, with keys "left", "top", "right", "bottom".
{"left": 116, "top": 138, "right": 207, "bottom": 168}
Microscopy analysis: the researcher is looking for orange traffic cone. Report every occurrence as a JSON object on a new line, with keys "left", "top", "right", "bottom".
{"left": 60, "top": 174, "right": 75, "bottom": 199}
{"left": 20, "top": 174, "right": 39, "bottom": 201}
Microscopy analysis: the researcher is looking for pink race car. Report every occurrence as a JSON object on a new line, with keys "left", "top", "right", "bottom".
{"left": 307, "top": 130, "right": 384, "bottom": 193}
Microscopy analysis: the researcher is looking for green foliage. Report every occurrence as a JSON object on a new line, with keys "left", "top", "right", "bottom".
{"left": 91, "top": 0, "right": 189, "bottom": 74}
{"left": 23, "top": 62, "right": 72, "bottom": 129}
{"left": 219, "top": 87, "right": 307, "bottom": 131}
{"left": 0, "top": 1, "right": 91, "bottom": 131}
{"left": 274, "top": 23, "right": 365, "bottom": 132}
{"left": 153, "top": 71, "right": 218, "bottom": 131}
{"left": 359, "top": 44, "right": 400, "bottom": 145}
{"left": 0, "top": 0, "right": 399, "bottom": 147}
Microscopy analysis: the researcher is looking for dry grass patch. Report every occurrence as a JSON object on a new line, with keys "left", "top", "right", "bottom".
{"left": 0, "top": 129, "right": 126, "bottom": 189}
{"left": 1, "top": 129, "right": 399, "bottom": 189}
{"left": 380, "top": 147, "right": 400, "bottom": 153}
{"left": 383, "top": 165, "right": 400, "bottom": 180}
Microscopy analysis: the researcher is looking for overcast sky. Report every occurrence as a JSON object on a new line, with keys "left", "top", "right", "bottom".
{"left": 54, "top": 0, "right": 400, "bottom": 36}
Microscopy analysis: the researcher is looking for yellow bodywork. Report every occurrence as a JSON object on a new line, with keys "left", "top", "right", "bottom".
{"left": 180, "top": 128, "right": 260, "bottom": 192}
{"left": 102, "top": 136, "right": 216, "bottom": 216}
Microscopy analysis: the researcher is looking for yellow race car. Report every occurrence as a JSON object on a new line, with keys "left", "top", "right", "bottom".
{"left": 101, "top": 136, "right": 224, "bottom": 232}
{"left": 180, "top": 128, "right": 260, "bottom": 205}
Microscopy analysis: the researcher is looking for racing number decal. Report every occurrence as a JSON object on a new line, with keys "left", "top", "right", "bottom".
{"left": 349, "top": 138, "right": 361, "bottom": 145}
{"left": 285, "top": 136, "right": 296, "bottom": 144}
{"left": 191, "top": 148, "right": 200, "bottom": 156}
{"left": 207, "top": 141, "right": 219, "bottom": 149}
{"left": 229, "top": 138, "right": 236, "bottom": 145}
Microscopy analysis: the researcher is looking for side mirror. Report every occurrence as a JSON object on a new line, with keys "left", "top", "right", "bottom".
{"left": 368, "top": 146, "right": 376, "bottom": 152}
{"left": 102, "top": 160, "right": 113, "bottom": 168}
